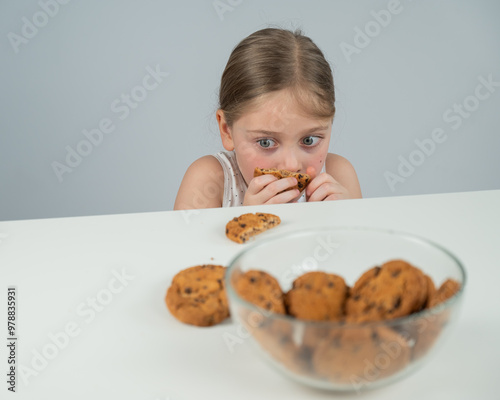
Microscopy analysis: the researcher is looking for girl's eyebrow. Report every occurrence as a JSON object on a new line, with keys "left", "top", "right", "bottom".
{"left": 246, "top": 125, "right": 329, "bottom": 135}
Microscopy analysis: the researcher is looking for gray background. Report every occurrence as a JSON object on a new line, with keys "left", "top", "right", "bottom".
{"left": 1, "top": 0, "right": 499, "bottom": 221}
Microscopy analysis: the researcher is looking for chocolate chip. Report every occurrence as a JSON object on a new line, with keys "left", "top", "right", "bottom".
{"left": 328, "top": 281, "right": 334, "bottom": 288}
{"left": 239, "top": 223, "right": 246, "bottom": 228}
{"left": 374, "top": 266, "right": 381, "bottom": 276}
{"left": 393, "top": 296, "right": 402, "bottom": 309}
{"left": 265, "top": 302, "right": 272, "bottom": 309}
{"left": 184, "top": 287, "right": 192, "bottom": 294}
{"left": 249, "top": 277, "right": 256, "bottom": 283}
{"left": 392, "top": 269, "right": 401, "bottom": 278}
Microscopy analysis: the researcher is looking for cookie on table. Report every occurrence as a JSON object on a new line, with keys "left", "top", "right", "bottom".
{"left": 312, "top": 326, "right": 411, "bottom": 384}
{"left": 233, "top": 270, "right": 286, "bottom": 314}
{"left": 254, "top": 168, "right": 311, "bottom": 192}
{"left": 345, "top": 259, "right": 428, "bottom": 321}
{"left": 285, "top": 271, "right": 348, "bottom": 321}
{"left": 225, "top": 213, "right": 281, "bottom": 244}
{"left": 165, "top": 264, "right": 229, "bottom": 327}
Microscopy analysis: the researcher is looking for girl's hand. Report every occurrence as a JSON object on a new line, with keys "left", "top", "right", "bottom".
{"left": 305, "top": 167, "right": 353, "bottom": 201}
{"left": 243, "top": 175, "right": 301, "bottom": 206}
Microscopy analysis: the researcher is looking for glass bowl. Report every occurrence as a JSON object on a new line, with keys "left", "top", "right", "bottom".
{"left": 225, "top": 227, "right": 466, "bottom": 392}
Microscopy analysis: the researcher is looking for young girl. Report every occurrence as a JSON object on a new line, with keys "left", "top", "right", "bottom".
{"left": 174, "top": 28, "right": 362, "bottom": 210}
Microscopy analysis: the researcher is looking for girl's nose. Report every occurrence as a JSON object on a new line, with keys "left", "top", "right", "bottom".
{"left": 278, "top": 149, "right": 300, "bottom": 172}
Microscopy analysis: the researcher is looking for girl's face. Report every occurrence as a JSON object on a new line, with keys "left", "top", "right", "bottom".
{"left": 219, "top": 89, "right": 333, "bottom": 187}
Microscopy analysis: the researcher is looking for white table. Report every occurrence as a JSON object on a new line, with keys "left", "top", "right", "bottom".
{"left": 1, "top": 190, "right": 499, "bottom": 400}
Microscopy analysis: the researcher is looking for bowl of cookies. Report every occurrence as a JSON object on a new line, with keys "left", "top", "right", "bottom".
{"left": 225, "top": 227, "right": 466, "bottom": 392}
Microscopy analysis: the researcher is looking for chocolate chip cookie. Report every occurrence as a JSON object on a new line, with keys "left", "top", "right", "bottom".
{"left": 225, "top": 212, "right": 281, "bottom": 244}
{"left": 428, "top": 278, "right": 461, "bottom": 308}
{"left": 233, "top": 270, "right": 286, "bottom": 314}
{"left": 412, "top": 278, "right": 462, "bottom": 360}
{"left": 312, "top": 326, "right": 411, "bottom": 384}
{"left": 285, "top": 271, "right": 348, "bottom": 321}
{"left": 165, "top": 264, "right": 229, "bottom": 327}
{"left": 254, "top": 168, "right": 311, "bottom": 192}
{"left": 345, "top": 260, "right": 428, "bottom": 321}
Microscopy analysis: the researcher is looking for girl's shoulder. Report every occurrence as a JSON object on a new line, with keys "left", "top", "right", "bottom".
{"left": 173, "top": 155, "right": 224, "bottom": 210}
{"left": 188, "top": 154, "right": 224, "bottom": 175}
{"left": 325, "top": 153, "right": 355, "bottom": 174}
{"left": 325, "top": 153, "right": 362, "bottom": 199}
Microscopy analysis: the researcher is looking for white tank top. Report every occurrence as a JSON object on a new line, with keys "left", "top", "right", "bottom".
{"left": 213, "top": 151, "right": 325, "bottom": 207}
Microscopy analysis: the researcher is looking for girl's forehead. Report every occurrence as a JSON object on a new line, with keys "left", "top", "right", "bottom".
{"left": 237, "top": 104, "right": 332, "bottom": 133}
{"left": 237, "top": 89, "right": 333, "bottom": 127}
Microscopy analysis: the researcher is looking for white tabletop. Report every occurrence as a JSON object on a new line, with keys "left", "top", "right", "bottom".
{"left": 1, "top": 190, "right": 499, "bottom": 400}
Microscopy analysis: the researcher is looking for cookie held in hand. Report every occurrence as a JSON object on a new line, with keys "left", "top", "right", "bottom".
{"left": 225, "top": 213, "right": 281, "bottom": 244}
{"left": 254, "top": 168, "right": 311, "bottom": 192}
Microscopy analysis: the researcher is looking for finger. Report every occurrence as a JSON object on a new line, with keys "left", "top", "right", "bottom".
{"left": 308, "top": 182, "right": 342, "bottom": 202}
{"left": 306, "top": 173, "right": 341, "bottom": 197}
{"left": 247, "top": 174, "right": 278, "bottom": 195}
{"left": 246, "top": 176, "right": 299, "bottom": 205}
{"left": 306, "top": 166, "right": 317, "bottom": 180}
{"left": 263, "top": 177, "right": 298, "bottom": 197}
{"left": 306, "top": 173, "right": 328, "bottom": 197}
{"left": 264, "top": 189, "right": 301, "bottom": 205}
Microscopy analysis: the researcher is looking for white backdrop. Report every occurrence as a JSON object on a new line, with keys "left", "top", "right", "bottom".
{"left": 1, "top": 0, "right": 499, "bottom": 221}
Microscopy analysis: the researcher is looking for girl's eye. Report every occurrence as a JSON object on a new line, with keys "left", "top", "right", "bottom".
{"left": 302, "top": 136, "right": 320, "bottom": 146}
{"left": 258, "top": 139, "right": 276, "bottom": 148}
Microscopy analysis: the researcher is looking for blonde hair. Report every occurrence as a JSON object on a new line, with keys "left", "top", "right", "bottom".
{"left": 219, "top": 28, "right": 335, "bottom": 127}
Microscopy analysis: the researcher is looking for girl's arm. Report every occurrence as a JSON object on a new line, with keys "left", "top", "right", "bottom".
{"left": 174, "top": 156, "right": 224, "bottom": 210}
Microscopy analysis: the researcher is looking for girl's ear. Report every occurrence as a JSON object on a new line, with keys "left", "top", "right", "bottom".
{"left": 217, "top": 110, "right": 234, "bottom": 151}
